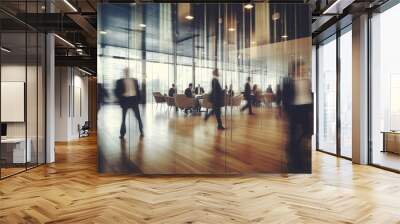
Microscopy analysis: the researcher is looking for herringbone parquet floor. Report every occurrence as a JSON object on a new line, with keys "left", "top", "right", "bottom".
{"left": 1, "top": 135, "right": 400, "bottom": 223}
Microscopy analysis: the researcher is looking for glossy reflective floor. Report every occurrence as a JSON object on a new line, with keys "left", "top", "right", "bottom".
{"left": 98, "top": 103, "right": 304, "bottom": 174}
{"left": 373, "top": 150, "right": 400, "bottom": 171}
{"left": 0, "top": 135, "right": 399, "bottom": 223}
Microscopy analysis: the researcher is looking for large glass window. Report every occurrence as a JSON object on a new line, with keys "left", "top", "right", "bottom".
{"left": 371, "top": 3, "right": 400, "bottom": 171}
{"left": 317, "top": 36, "right": 337, "bottom": 154}
{"left": 339, "top": 28, "right": 352, "bottom": 158}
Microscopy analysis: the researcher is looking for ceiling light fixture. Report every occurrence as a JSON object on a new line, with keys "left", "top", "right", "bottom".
{"left": 322, "top": 0, "right": 345, "bottom": 15}
{"left": 228, "top": 27, "right": 235, "bottom": 32}
{"left": 244, "top": 3, "right": 254, "bottom": 9}
{"left": 78, "top": 67, "right": 92, "bottom": 76}
{"left": 272, "top": 12, "right": 280, "bottom": 21}
{"left": 185, "top": 15, "right": 194, "bottom": 20}
{"left": 41, "top": 5, "right": 46, "bottom": 10}
{"left": 139, "top": 23, "right": 146, "bottom": 28}
{"left": 100, "top": 31, "right": 107, "bottom": 35}
{"left": 63, "top": 0, "right": 78, "bottom": 12}
{"left": 1, "top": 47, "right": 11, "bottom": 53}
{"left": 281, "top": 35, "right": 288, "bottom": 39}
{"left": 54, "top": 34, "right": 75, "bottom": 48}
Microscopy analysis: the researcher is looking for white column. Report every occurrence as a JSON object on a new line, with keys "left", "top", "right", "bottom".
{"left": 352, "top": 14, "right": 369, "bottom": 164}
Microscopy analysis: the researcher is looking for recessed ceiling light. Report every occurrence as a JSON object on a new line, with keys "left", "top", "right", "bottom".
{"left": 76, "top": 48, "right": 83, "bottom": 52}
{"left": 100, "top": 31, "right": 107, "bottom": 35}
{"left": 244, "top": 4, "right": 254, "bottom": 9}
{"left": 78, "top": 67, "right": 92, "bottom": 76}
{"left": 185, "top": 15, "right": 194, "bottom": 20}
{"left": 281, "top": 35, "right": 288, "bottom": 39}
{"left": 139, "top": 23, "right": 146, "bottom": 28}
{"left": 41, "top": 5, "right": 46, "bottom": 10}
{"left": 54, "top": 34, "right": 75, "bottom": 48}
{"left": 228, "top": 27, "right": 235, "bottom": 32}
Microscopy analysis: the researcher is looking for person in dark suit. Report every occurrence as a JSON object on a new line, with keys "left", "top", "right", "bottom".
{"left": 168, "top": 84, "right": 176, "bottom": 97}
{"left": 183, "top": 83, "right": 194, "bottom": 114}
{"left": 266, "top": 84, "right": 273, "bottom": 94}
{"left": 114, "top": 68, "right": 144, "bottom": 138}
{"left": 204, "top": 69, "right": 225, "bottom": 130}
{"left": 194, "top": 84, "right": 205, "bottom": 95}
{"left": 275, "top": 84, "right": 282, "bottom": 117}
{"left": 240, "top": 77, "right": 254, "bottom": 115}
{"left": 184, "top": 83, "right": 194, "bottom": 98}
{"left": 282, "top": 59, "right": 312, "bottom": 173}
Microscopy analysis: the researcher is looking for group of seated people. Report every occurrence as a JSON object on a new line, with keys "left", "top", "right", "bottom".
{"left": 246, "top": 84, "right": 282, "bottom": 107}
{"left": 168, "top": 83, "right": 205, "bottom": 98}
{"left": 166, "top": 82, "right": 280, "bottom": 112}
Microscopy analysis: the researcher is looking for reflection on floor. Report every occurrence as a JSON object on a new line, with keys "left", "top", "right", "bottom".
{"left": 0, "top": 167, "right": 25, "bottom": 178}
{"left": 0, "top": 162, "right": 40, "bottom": 178}
{"left": 373, "top": 150, "right": 400, "bottom": 171}
{"left": 98, "top": 103, "right": 307, "bottom": 174}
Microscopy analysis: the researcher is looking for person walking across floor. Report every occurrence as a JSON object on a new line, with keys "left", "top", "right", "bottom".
{"left": 114, "top": 67, "right": 144, "bottom": 138}
{"left": 205, "top": 69, "right": 225, "bottom": 130}
{"left": 240, "top": 76, "right": 254, "bottom": 115}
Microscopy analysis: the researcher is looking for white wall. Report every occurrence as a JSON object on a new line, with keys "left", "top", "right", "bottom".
{"left": 1, "top": 63, "right": 46, "bottom": 164}
{"left": 55, "top": 67, "right": 89, "bottom": 141}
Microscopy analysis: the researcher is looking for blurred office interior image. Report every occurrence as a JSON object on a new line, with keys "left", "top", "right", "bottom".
{"left": 97, "top": 3, "right": 313, "bottom": 174}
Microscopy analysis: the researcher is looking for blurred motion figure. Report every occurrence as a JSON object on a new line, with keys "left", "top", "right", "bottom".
{"left": 282, "top": 59, "right": 313, "bottom": 173}
{"left": 205, "top": 69, "right": 225, "bottom": 130}
{"left": 240, "top": 77, "right": 254, "bottom": 115}
{"left": 114, "top": 68, "right": 144, "bottom": 138}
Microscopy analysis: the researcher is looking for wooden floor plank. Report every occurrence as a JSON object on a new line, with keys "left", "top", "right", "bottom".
{"left": 0, "top": 131, "right": 400, "bottom": 223}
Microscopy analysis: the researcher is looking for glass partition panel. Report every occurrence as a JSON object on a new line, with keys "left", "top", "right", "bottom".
{"left": 0, "top": 1, "right": 46, "bottom": 179}
{"left": 98, "top": 3, "right": 312, "bottom": 174}
{"left": 1, "top": 30, "right": 28, "bottom": 177}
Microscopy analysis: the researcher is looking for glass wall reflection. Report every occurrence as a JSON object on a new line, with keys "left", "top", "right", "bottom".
{"left": 97, "top": 3, "right": 312, "bottom": 174}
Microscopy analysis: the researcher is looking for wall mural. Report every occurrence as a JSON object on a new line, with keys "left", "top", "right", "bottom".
{"left": 97, "top": 3, "right": 312, "bottom": 174}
